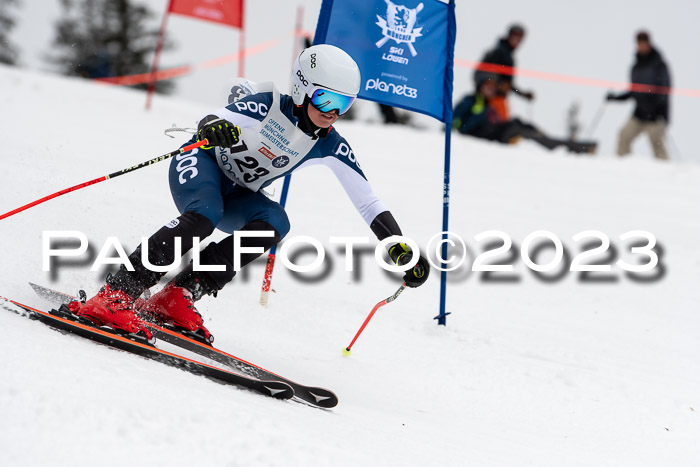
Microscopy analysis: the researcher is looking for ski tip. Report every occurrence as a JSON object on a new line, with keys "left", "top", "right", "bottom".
{"left": 304, "top": 388, "right": 339, "bottom": 408}
{"left": 261, "top": 382, "right": 295, "bottom": 400}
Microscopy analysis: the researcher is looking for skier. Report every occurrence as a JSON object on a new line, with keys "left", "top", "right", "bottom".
{"left": 454, "top": 77, "right": 596, "bottom": 154}
{"left": 74, "top": 44, "right": 430, "bottom": 341}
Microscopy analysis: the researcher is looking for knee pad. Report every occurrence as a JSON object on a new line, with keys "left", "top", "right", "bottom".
{"left": 167, "top": 211, "right": 216, "bottom": 239}
{"left": 142, "top": 211, "right": 216, "bottom": 266}
{"left": 198, "top": 220, "right": 282, "bottom": 290}
{"left": 111, "top": 212, "right": 217, "bottom": 299}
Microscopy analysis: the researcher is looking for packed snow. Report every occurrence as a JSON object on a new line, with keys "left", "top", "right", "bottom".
{"left": 0, "top": 65, "right": 699, "bottom": 467}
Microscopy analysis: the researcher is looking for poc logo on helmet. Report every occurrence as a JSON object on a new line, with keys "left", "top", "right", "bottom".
{"left": 234, "top": 100, "right": 269, "bottom": 117}
{"left": 310, "top": 53, "right": 317, "bottom": 68}
{"left": 335, "top": 142, "right": 361, "bottom": 169}
{"left": 296, "top": 70, "right": 309, "bottom": 87}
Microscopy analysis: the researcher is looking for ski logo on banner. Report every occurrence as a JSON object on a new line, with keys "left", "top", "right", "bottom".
{"left": 375, "top": 0, "right": 424, "bottom": 57}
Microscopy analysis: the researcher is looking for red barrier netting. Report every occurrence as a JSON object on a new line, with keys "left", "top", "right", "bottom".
{"left": 92, "top": 33, "right": 699, "bottom": 98}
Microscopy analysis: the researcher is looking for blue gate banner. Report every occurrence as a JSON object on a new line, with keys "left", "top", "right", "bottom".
{"left": 314, "top": 0, "right": 456, "bottom": 122}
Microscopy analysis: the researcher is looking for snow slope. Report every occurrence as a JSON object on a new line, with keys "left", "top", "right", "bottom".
{"left": 0, "top": 65, "right": 699, "bottom": 467}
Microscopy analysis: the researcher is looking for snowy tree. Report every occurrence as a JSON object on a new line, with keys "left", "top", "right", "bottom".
{"left": 49, "top": 0, "right": 173, "bottom": 93}
{"left": 0, "top": 0, "right": 20, "bottom": 65}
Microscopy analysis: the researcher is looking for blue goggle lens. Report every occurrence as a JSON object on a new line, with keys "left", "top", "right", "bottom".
{"left": 310, "top": 88, "right": 356, "bottom": 115}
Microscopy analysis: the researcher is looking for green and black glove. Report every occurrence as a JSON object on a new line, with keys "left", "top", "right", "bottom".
{"left": 198, "top": 117, "right": 241, "bottom": 149}
{"left": 388, "top": 243, "right": 430, "bottom": 288}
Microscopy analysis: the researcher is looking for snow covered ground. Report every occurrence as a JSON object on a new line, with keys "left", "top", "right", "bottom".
{"left": 0, "top": 65, "right": 699, "bottom": 467}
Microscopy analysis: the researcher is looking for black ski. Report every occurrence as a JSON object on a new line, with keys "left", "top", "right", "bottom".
{"left": 29, "top": 283, "right": 339, "bottom": 408}
{"left": 565, "top": 140, "right": 597, "bottom": 154}
{"left": 1, "top": 295, "right": 294, "bottom": 401}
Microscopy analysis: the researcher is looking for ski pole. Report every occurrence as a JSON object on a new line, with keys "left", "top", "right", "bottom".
{"left": 0, "top": 139, "right": 208, "bottom": 222}
{"left": 583, "top": 101, "right": 607, "bottom": 139}
{"left": 259, "top": 174, "right": 292, "bottom": 306}
{"left": 342, "top": 283, "right": 407, "bottom": 356}
{"left": 666, "top": 130, "right": 682, "bottom": 161}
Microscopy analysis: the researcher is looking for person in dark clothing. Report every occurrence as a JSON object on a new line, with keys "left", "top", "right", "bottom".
{"left": 378, "top": 104, "right": 410, "bottom": 125}
{"left": 474, "top": 24, "right": 535, "bottom": 121}
{"left": 607, "top": 31, "right": 671, "bottom": 160}
{"left": 76, "top": 51, "right": 113, "bottom": 79}
{"left": 454, "top": 78, "right": 501, "bottom": 137}
{"left": 379, "top": 104, "right": 400, "bottom": 124}
{"left": 454, "top": 78, "right": 596, "bottom": 154}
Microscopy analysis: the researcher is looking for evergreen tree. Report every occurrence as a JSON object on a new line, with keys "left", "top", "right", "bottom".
{"left": 50, "top": 0, "right": 173, "bottom": 93}
{"left": 0, "top": 0, "right": 20, "bottom": 65}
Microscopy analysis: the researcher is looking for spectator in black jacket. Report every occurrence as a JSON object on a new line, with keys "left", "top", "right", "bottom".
{"left": 607, "top": 31, "right": 671, "bottom": 160}
{"left": 474, "top": 24, "right": 535, "bottom": 121}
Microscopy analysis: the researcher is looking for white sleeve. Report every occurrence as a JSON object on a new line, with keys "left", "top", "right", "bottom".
{"left": 295, "top": 157, "right": 388, "bottom": 225}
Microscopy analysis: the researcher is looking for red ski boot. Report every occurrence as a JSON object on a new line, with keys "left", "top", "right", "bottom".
{"left": 140, "top": 282, "right": 214, "bottom": 344}
{"left": 73, "top": 285, "right": 153, "bottom": 341}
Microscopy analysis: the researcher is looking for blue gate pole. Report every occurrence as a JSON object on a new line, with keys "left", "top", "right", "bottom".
{"left": 435, "top": 123, "right": 452, "bottom": 326}
{"left": 269, "top": 174, "right": 292, "bottom": 256}
{"left": 435, "top": 0, "right": 456, "bottom": 326}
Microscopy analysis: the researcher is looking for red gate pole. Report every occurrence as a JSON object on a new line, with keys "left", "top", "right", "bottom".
{"left": 238, "top": 1, "right": 245, "bottom": 77}
{"left": 145, "top": 0, "right": 173, "bottom": 110}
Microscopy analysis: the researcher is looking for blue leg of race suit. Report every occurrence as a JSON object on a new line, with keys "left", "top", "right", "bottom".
{"left": 168, "top": 146, "right": 290, "bottom": 289}
{"left": 169, "top": 147, "right": 290, "bottom": 236}
{"left": 169, "top": 147, "right": 225, "bottom": 227}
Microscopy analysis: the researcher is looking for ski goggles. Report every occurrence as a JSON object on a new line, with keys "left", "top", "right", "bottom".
{"left": 309, "top": 87, "right": 356, "bottom": 115}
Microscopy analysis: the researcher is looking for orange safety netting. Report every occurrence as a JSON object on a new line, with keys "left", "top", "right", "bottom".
{"left": 92, "top": 34, "right": 699, "bottom": 98}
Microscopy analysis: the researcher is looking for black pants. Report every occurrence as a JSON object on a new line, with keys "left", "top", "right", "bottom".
{"left": 475, "top": 119, "right": 595, "bottom": 153}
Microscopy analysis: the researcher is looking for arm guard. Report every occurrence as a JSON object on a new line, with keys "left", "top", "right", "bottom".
{"left": 370, "top": 210, "right": 402, "bottom": 241}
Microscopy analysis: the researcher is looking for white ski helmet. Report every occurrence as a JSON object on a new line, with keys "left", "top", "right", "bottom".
{"left": 291, "top": 44, "right": 361, "bottom": 115}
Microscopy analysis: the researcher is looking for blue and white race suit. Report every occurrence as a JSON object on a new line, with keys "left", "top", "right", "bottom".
{"left": 169, "top": 82, "right": 388, "bottom": 237}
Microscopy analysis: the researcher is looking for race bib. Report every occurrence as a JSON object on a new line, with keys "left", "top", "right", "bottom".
{"left": 215, "top": 86, "right": 316, "bottom": 192}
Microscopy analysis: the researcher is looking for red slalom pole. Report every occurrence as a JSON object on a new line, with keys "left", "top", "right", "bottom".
{"left": 259, "top": 252, "right": 276, "bottom": 306}
{"left": 145, "top": 0, "right": 172, "bottom": 110}
{"left": 258, "top": 4, "right": 305, "bottom": 308}
{"left": 0, "top": 139, "right": 208, "bottom": 222}
{"left": 343, "top": 283, "right": 407, "bottom": 356}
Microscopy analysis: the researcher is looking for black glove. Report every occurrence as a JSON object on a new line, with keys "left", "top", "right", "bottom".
{"left": 606, "top": 92, "right": 619, "bottom": 101}
{"left": 389, "top": 243, "right": 430, "bottom": 288}
{"left": 198, "top": 117, "right": 241, "bottom": 149}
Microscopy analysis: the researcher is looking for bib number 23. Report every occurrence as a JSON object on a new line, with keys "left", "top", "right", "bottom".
{"left": 233, "top": 156, "right": 269, "bottom": 183}
{"left": 230, "top": 141, "right": 270, "bottom": 183}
